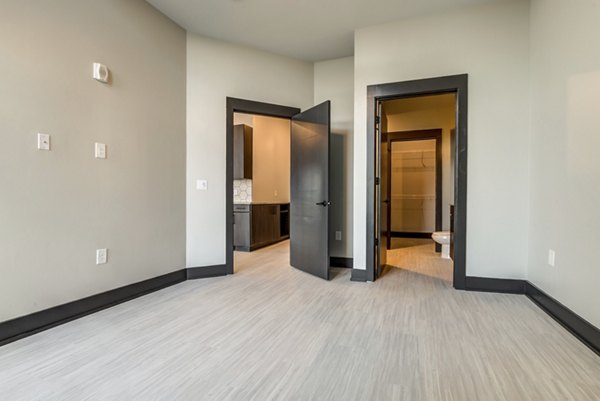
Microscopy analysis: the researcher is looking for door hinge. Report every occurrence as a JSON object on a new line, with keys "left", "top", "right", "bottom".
{"left": 375, "top": 116, "right": 380, "bottom": 124}
{"left": 375, "top": 177, "right": 380, "bottom": 185}
{"left": 375, "top": 238, "right": 379, "bottom": 246}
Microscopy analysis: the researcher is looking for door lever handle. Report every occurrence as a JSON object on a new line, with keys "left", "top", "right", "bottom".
{"left": 316, "top": 201, "right": 331, "bottom": 207}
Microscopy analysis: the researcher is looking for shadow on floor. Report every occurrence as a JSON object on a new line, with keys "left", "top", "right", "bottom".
{"left": 329, "top": 267, "right": 351, "bottom": 281}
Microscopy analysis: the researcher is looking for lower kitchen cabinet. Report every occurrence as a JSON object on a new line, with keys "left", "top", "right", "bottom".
{"left": 233, "top": 203, "right": 290, "bottom": 252}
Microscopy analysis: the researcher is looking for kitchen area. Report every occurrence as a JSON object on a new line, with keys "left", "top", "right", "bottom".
{"left": 232, "top": 113, "right": 291, "bottom": 252}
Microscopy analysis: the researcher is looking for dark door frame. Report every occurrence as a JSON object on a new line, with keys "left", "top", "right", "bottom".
{"left": 385, "top": 129, "right": 443, "bottom": 250}
{"left": 226, "top": 97, "right": 300, "bottom": 274}
{"left": 365, "top": 74, "right": 468, "bottom": 289}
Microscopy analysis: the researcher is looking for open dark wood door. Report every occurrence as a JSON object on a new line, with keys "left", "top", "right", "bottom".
{"left": 376, "top": 102, "right": 388, "bottom": 278}
{"left": 290, "top": 101, "right": 331, "bottom": 280}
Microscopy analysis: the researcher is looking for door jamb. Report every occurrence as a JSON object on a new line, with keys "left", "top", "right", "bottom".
{"left": 226, "top": 97, "right": 300, "bottom": 274}
{"left": 365, "top": 74, "right": 468, "bottom": 289}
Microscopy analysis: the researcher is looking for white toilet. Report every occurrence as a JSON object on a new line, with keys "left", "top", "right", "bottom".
{"left": 432, "top": 231, "right": 451, "bottom": 259}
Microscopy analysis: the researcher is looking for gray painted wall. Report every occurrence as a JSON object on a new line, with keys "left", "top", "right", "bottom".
{"left": 528, "top": 0, "right": 600, "bottom": 328}
{"left": 314, "top": 57, "right": 354, "bottom": 259}
{"left": 0, "top": 0, "right": 186, "bottom": 322}
{"left": 186, "top": 34, "right": 314, "bottom": 268}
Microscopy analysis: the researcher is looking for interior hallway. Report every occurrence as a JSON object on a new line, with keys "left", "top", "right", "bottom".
{"left": 1, "top": 241, "right": 599, "bottom": 401}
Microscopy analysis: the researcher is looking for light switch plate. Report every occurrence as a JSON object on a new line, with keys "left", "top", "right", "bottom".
{"left": 37, "top": 133, "right": 50, "bottom": 150}
{"left": 548, "top": 249, "right": 556, "bottom": 267}
{"left": 95, "top": 143, "right": 106, "bottom": 159}
{"left": 197, "top": 180, "right": 208, "bottom": 191}
{"left": 335, "top": 231, "right": 342, "bottom": 241}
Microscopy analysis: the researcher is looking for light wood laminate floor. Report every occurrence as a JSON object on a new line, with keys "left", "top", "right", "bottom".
{"left": 387, "top": 239, "right": 453, "bottom": 283}
{"left": 1, "top": 241, "right": 599, "bottom": 400}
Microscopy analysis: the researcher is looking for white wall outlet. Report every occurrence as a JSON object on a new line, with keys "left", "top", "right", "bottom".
{"left": 95, "top": 142, "right": 106, "bottom": 159}
{"left": 37, "top": 133, "right": 50, "bottom": 150}
{"left": 96, "top": 248, "right": 108, "bottom": 265}
{"left": 548, "top": 249, "right": 556, "bottom": 267}
{"left": 196, "top": 179, "right": 208, "bottom": 191}
{"left": 335, "top": 231, "right": 342, "bottom": 241}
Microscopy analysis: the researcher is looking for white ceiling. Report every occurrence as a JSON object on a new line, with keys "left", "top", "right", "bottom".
{"left": 147, "top": 0, "right": 509, "bottom": 62}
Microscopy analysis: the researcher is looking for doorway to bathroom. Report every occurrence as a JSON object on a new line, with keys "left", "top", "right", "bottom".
{"left": 383, "top": 124, "right": 452, "bottom": 283}
{"left": 365, "top": 74, "right": 467, "bottom": 289}
{"left": 384, "top": 130, "right": 442, "bottom": 249}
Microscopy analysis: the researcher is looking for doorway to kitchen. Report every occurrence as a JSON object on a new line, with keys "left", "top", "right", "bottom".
{"left": 226, "top": 98, "right": 332, "bottom": 280}
{"left": 232, "top": 111, "right": 292, "bottom": 273}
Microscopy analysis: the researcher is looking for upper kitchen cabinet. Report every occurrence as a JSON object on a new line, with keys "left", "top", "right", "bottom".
{"left": 234, "top": 124, "right": 253, "bottom": 179}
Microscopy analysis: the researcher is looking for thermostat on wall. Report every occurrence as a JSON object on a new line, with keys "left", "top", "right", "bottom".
{"left": 93, "top": 62, "right": 109, "bottom": 83}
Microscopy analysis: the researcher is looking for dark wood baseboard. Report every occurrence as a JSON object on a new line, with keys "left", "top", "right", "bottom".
{"left": 391, "top": 231, "right": 432, "bottom": 239}
{"left": 0, "top": 269, "right": 187, "bottom": 347}
{"left": 3, "top": 269, "right": 598, "bottom": 360}
{"left": 525, "top": 282, "right": 600, "bottom": 356}
{"left": 464, "top": 276, "right": 600, "bottom": 356}
{"left": 330, "top": 257, "right": 353, "bottom": 268}
{"left": 465, "top": 276, "right": 527, "bottom": 294}
{"left": 351, "top": 268, "right": 368, "bottom": 282}
{"left": 186, "top": 265, "right": 228, "bottom": 279}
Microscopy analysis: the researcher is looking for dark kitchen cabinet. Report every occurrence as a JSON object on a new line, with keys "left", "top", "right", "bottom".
{"left": 234, "top": 203, "right": 290, "bottom": 252}
{"left": 233, "top": 124, "right": 253, "bottom": 180}
{"left": 251, "top": 204, "right": 278, "bottom": 246}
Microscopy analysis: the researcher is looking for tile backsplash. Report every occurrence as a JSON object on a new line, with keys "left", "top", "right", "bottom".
{"left": 233, "top": 179, "right": 253, "bottom": 204}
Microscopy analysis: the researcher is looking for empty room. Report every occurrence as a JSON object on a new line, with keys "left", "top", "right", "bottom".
{"left": 1, "top": 0, "right": 600, "bottom": 400}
